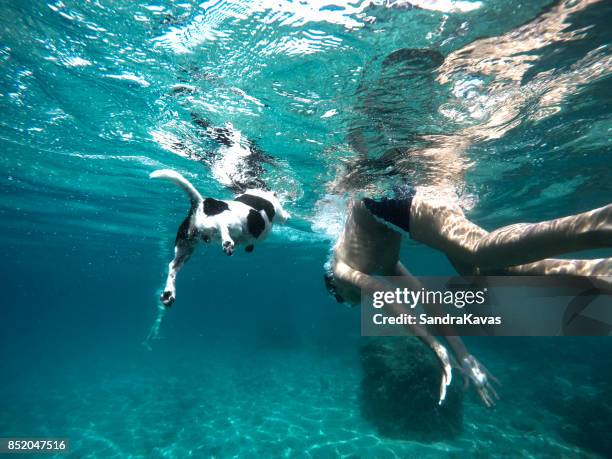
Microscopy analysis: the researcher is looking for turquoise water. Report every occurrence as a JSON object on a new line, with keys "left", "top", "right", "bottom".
{"left": 1, "top": 0, "right": 611, "bottom": 457}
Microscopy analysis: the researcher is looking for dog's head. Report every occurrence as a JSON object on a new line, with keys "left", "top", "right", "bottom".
{"left": 243, "top": 189, "right": 291, "bottom": 224}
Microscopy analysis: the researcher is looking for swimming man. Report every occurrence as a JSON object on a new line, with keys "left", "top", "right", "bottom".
{"left": 325, "top": 192, "right": 611, "bottom": 406}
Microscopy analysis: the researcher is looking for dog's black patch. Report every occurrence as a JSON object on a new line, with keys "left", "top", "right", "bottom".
{"left": 245, "top": 244, "right": 254, "bottom": 253}
{"left": 246, "top": 209, "right": 266, "bottom": 238}
{"left": 175, "top": 215, "right": 192, "bottom": 243}
{"left": 235, "top": 194, "right": 275, "bottom": 221}
{"left": 203, "top": 198, "right": 229, "bottom": 216}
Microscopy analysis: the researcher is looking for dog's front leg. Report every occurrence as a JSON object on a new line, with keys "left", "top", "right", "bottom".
{"left": 219, "top": 224, "right": 235, "bottom": 256}
{"left": 161, "top": 239, "right": 195, "bottom": 307}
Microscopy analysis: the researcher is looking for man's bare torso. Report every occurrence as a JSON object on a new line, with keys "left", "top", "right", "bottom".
{"left": 333, "top": 200, "right": 402, "bottom": 274}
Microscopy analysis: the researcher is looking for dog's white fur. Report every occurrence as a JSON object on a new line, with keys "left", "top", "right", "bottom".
{"left": 150, "top": 169, "right": 290, "bottom": 306}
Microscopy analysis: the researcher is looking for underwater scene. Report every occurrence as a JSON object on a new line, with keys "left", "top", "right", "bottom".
{"left": 1, "top": 0, "right": 611, "bottom": 457}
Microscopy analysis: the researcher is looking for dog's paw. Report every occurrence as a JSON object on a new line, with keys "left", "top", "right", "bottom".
{"left": 223, "top": 240, "right": 234, "bottom": 256}
{"left": 160, "top": 290, "right": 175, "bottom": 307}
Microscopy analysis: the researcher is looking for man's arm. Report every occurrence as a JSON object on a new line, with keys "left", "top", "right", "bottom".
{"left": 394, "top": 262, "right": 498, "bottom": 407}
{"left": 394, "top": 263, "right": 469, "bottom": 356}
{"left": 333, "top": 260, "right": 453, "bottom": 404}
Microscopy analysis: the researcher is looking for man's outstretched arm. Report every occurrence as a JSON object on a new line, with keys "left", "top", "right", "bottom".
{"left": 394, "top": 262, "right": 499, "bottom": 407}
{"left": 333, "top": 260, "right": 453, "bottom": 405}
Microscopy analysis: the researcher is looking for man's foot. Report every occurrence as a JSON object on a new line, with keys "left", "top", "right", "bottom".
{"left": 160, "top": 290, "right": 175, "bottom": 307}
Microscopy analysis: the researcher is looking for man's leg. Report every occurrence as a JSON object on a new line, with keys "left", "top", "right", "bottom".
{"left": 505, "top": 257, "right": 610, "bottom": 276}
{"left": 411, "top": 196, "right": 611, "bottom": 269}
{"left": 503, "top": 257, "right": 612, "bottom": 292}
{"left": 448, "top": 254, "right": 611, "bottom": 278}
{"left": 471, "top": 205, "right": 611, "bottom": 268}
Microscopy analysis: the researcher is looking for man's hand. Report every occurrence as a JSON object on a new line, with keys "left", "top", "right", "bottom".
{"left": 461, "top": 355, "right": 499, "bottom": 407}
{"left": 431, "top": 342, "right": 453, "bottom": 405}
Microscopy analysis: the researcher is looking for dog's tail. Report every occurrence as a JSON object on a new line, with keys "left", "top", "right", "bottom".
{"left": 150, "top": 169, "right": 203, "bottom": 208}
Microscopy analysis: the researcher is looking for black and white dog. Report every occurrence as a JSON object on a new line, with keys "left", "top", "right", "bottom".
{"left": 151, "top": 169, "right": 290, "bottom": 307}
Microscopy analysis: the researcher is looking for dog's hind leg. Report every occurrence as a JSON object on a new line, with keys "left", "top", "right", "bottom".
{"left": 161, "top": 226, "right": 196, "bottom": 307}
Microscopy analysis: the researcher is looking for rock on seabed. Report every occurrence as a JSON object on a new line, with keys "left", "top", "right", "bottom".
{"left": 359, "top": 337, "right": 463, "bottom": 441}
